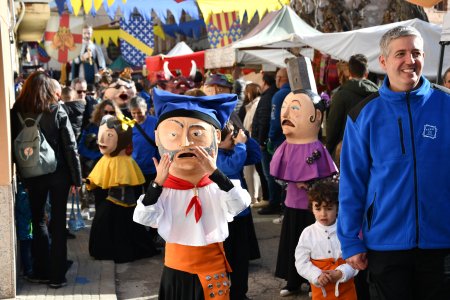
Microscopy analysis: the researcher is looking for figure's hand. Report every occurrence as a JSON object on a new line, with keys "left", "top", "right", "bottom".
{"left": 81, "top": 51, "right": 91, "bottom": 62}
{"left": 233, "top": 129, "right": 247, "bottom": 144}
{"left": 346, "top": 252, "right": 368, "bottom": 270}
{"left": 193, "top": 146, "right": 216, "bottom": 175}
{"left": 323, "top": 270, "right": 343, "bottom": 283}
{"left": 153, "top": 154, "right": 171, "bottom": 185}
{"left": 317, "top": 272, "right": 332, "bottom": 287}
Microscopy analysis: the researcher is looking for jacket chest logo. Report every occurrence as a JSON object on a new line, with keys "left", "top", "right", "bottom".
{"left": 422, "top": 124, "right": 437, "bottom": 139}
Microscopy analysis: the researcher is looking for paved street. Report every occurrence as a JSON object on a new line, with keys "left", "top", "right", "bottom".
{"left": 17, "top": 208, "right": 310, "bottom": 299}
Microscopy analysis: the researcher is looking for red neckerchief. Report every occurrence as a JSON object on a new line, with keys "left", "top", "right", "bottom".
{"left": 163, "top": 174, "right": 213, "bottom": 223}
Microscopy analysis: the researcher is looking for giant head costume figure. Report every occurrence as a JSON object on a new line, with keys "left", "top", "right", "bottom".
{"left": 152, "top": 88, "right": 237, "bottom": 183}
{"left": 87, "top": 114, "right": 144, "bottom": 206}
{"left": 103, "top": 68, "right": 136, "bottom": 110}
{"left": 280, "top": 90, "right": 326, "bottom": 144}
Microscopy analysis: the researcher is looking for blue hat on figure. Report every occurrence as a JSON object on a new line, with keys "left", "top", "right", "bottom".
{"left": 153, "top": 88, "right": 237, "bottom": 129}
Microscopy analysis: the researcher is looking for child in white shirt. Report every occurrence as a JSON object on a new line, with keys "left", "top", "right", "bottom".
{"left": 295, "top": 180, "right": 357, "bottom": 299}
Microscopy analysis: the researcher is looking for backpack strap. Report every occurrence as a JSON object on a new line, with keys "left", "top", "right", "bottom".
{"left": 17, "top": 112, "right": 43, "bottom": 127}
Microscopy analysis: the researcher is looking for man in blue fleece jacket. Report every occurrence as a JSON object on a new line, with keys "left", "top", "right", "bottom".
{"left": 337, "top": 25, "right": 450, "bottom": 300}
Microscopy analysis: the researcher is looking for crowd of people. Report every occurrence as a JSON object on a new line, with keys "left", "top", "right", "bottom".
{"left": 11, "top": 25, "right": 450, "bottom": 300}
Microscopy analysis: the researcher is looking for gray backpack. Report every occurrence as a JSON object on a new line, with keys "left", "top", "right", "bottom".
{"left": 14, "top": 112, "right": 57, "bottom": 178}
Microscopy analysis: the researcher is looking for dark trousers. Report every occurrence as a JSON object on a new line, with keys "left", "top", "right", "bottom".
{"left": 367, "top": 248, "right": 450, "bottom": 300}
{"left": 24, "top": 169, "right": 71, "bottom": 283}
{"left": 261, "top": 150, "right": 281, "bottom": 207}
{"left": 254, "top": 162, "right": 269, "bottom": 201}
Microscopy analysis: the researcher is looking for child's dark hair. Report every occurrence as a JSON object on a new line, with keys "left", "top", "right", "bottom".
{"left": 220, "top": 121, "right": 234, "bottom": 141}
{"left": 307, "top": 180, "right": 339, "bottom": 209}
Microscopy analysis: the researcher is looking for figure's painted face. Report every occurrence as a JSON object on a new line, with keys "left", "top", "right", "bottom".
{"left": 156, "top": 117, "right": 218, "bottom": 173}
{"left": 82, "top": 28, "right": 93, "bottom": 43}
{"left": 97, "top": 122, "right": 118, "bottom": 155}
{"left": 104, "top": 79, "right": 136, "bottom": 108}
{"left": 280, "top": 92, "right": 321, "bottom": 144}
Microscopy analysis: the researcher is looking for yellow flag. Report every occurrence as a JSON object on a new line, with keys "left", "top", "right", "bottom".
{"left": 197, "top": 0, "right": 289, "bottom": 22}
{"left": 71, "top": 0, "right": 82, "bottom": 16}
{"left": 83, "top": 0, "right": 92, "bottom": 14}
{"left": 94, "top": 0, "right": 103, "bottom": 10}
{"left": 153, "top": 25, "right": 166, "bottom": 40}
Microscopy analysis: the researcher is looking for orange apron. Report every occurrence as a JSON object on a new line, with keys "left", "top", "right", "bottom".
{"left": 310, "top": 258, "right": 357, "bottom": 300}
{"left": 165, "top": 242, "right": 232, "bottom": 299}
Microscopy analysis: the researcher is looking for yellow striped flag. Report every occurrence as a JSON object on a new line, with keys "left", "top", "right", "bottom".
{"left": 207, "top": 11, "right": 242, "bottom": 48}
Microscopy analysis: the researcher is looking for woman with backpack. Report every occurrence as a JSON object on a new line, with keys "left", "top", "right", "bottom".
{"left": 10, "top": 71, "right": 82, "bottom": 289}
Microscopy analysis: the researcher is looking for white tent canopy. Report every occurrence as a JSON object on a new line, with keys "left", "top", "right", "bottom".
{"left": 166, "top": 41, "right": 194, "bottom": 56}
{"left": 302, "top": 18, "right": 450, "bottom": 78}
{"left": 232, "top": 5, "right": 321, "bottom": 49}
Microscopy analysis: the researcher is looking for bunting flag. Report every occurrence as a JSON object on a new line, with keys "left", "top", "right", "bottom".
{"left": 43, "top": 13, "right": 84, "bottom": 63}
{"left": 197, "top": 0, "right": 289, "bottom": 23}
{"left": 207, "top": 11, "right": 242, "bottom": 48}
{"left": 119, "top": 15, "right": 154, "bottom": 67}
{"left": 37, "top": 41, "right": 51, "bottom": 63}
{"left": 60, "top": 0, "right": 198, "bottom": 24}
{"left": 162, "top": 19, "right": 206, "bottom": 39}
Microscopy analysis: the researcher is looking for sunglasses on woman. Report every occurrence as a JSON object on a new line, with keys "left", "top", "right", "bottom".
{"left": 104, "top": 110, "right": 116, "bottom": 115}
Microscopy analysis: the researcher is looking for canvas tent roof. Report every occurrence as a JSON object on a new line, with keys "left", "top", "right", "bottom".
{"left": 302, "top": 18, "right": 450, "bottom": 78}
{"left": 205, "top": 46, "right": 296, "bottom": 69}
{"left": 232, "top": 5, "right": 321, "bottom": 49}
{"left": 166, "top": 41, "right": 194, "bottom": 56}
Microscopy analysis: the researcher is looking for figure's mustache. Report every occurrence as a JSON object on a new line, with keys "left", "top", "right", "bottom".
{"left": 157, "top": 145, "right": 215, "bottom": 161}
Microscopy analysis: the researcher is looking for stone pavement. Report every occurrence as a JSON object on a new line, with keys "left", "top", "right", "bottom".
{"left": 17, "top": 209, "right": 310, "bottom": 300}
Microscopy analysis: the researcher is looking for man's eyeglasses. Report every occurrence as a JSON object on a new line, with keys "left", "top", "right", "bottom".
{"left": 77, "top": 90, "right": 87, "bottom": 94}
{"left": 104, "top": 110, "right": 116, "bottom": 115}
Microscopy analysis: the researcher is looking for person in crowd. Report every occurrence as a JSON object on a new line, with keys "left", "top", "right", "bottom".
{"left": 252, "top": 73, "right": 278, "bottom": 209}
{"left": 61, "top": 85, "right": 85, "bottom": 141}
{"left": 86, "top": 84, "right": 100, "bottom": 102}
{"left": 203, "top": 73, "right": 233, "bottom": 96}
{"left": 71, "top": 77, "right": 97, "bottom": 130}
{"left": 270, "top": 90, "right": 337, "bottom": 297}
{"left": 239, "top": 83, "right": 266, "bottom": 205}
{"left": 15, "top": 181, "right": 33, "bottom": 279}
{"left": 295, "top": 180, "right": 358, "bottom": 300}
{"left": 217, "top": 121, "right": 261, "bottom": 300}
{"left": 258, "top": 68, "right": 290, "bottom": 215}
{"left": 133, "top": 88, "right": 251, "bottom": 300}
{"left": 11, "top": 71, "right": 82, "bottom": 288}
{"left": 129, "top": 96, "right": 159, "bottom": 189}
{"left": 338, "top": 26, "right": 450, "bottom": 300}
{"left": 325, "top": 54, "right": 378, "bottom": 163}
{"left": 78, "top": 100, "right": 116, "bottom": 219}
{"left": 442, "top": 66, "right": 450, "bottom": 89}
{"left": 86, "top": 115, "right": 159, "bottom": 263}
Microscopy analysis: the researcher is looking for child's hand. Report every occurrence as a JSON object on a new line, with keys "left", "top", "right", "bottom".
{"left": 317, "top": 272, "right": 332, "bottom": 287}
{"left": 233, "top": 129, "right": 247, "bottom": 144}
{"left": 153, "top": 154, "right": 171, "bottom": 185}
{"left": 323, "top": 270, "right": 343, "bottom": 283}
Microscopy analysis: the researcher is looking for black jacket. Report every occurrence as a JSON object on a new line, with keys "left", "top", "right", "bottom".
{"left": 11, "top": 103, "right": 83, "bottom": 186}
{"left": 326, "top": 78, "right": 379, "bottom": 156}
{"left": 62, "top": 100, "right": 85, "bottom": 141}
{"left": 251, "top": 85, "right": 278, "bottom": 145}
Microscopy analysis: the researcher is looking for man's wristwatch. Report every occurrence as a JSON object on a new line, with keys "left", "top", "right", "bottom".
{"left": 150, "top": 180, "right": 162, "bottom": 190}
